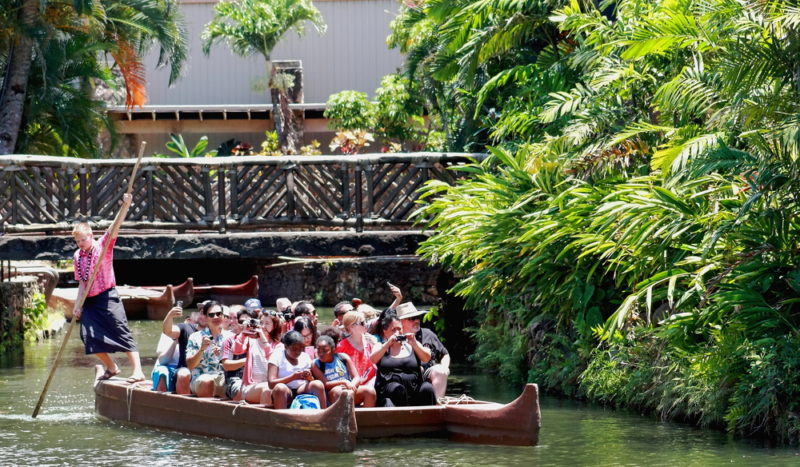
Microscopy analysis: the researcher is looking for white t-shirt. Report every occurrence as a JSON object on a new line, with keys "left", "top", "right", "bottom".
{"left": 268, "top": 348, "right": 312, "bottom": 390}
{"left": 156, "top": 334, "right": 179, "bottom": 366}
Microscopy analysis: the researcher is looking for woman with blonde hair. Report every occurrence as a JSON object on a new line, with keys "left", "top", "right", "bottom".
{"left": 336, "top": 310, "right": 377, "bottom": 386}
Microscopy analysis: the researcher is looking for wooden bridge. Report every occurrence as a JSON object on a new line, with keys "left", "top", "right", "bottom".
{"left": 0, "top": 153, "right": 483, "bottom": 234}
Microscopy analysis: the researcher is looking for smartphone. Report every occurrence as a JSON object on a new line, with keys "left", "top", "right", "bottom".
{"left": 396, "top": 334, "right": 406, "bottom": 342}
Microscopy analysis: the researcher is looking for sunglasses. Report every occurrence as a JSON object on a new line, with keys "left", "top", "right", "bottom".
{"left": 207, "top": 311, "right": 223, "bottom": 318}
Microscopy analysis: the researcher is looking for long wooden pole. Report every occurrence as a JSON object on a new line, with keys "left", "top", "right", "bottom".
{"left": 32, "top": 142, "right": 146, "bottom": 418}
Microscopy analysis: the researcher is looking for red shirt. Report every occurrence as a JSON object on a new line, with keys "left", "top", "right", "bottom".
{"left": 73, "top": 231, "right": 116, "bottom": 297}
{"left": 337, "top": 336, "right": 376, "bottom": 383}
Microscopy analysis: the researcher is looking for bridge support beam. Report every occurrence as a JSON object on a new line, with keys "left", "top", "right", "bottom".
{"left": 0, "top": 230, "right": 432, "bottom": 261}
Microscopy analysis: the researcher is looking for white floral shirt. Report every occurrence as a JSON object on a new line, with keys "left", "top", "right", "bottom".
{"left": 186, "top": 328, "right": 233, "bottom": 381}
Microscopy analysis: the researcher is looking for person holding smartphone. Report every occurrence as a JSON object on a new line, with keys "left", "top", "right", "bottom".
{"left": 185, "top": 301, "right": 232, "bottom": 397}
{"left": 151, "top": 300, "right": 198, "bottom": 392}
{"left": 369, "top": 309, "right": 434, "bottom": 407}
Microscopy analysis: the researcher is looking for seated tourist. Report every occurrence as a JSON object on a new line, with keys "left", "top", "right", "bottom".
{"left": 151, "top": 306, "right": 197, "bottom": 392}
{"left": 219, "top": 307, "right": 250, "bottom": 399}
{"left": 222, "top": 308, "right": 277, "bottom": 404}
{"left": 397, "top": 302, "right": 451, "bottom": 400}
{"left": 312, "top": 335, "right": 376, "bottom": 407}
{"left": 185, "top": 301, "right": 233, "bottom": 397}
{"left": 276, "top": 297, "right": 293, "bottom": 334}
{"left": 293, "top": 301, "right": 317, "bottom": 327}
{"left": 370, "top": 309, "right": 435, "bottom": 407}
{"left": 267, "top": 330, "right": 327, "bottom": 409}
{"left": 364, "top": 283, "right": 402, "bottom": 335}
{"left": 156, "top": 304, "right": 205, "bottom": 394}
{"left": 293, "top": 316, "right": 318, "bottom": 359}
{"left": 331, "top": 301, "right": 354, "bottom": 328}
{"left": 336, "top": 310, "right": 377, "bottom": 387}
{"left": 320, "top": 325, "right": 342, "bottom": 347}
{"left": 221, "top": 305, "right": 239, "bottom": 331}
{"left": 259, "top": 309, "right": 283, "bottom": 348}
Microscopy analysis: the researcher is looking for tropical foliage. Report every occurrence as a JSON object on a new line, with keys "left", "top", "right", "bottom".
{"left": 404, "top": 0, "right": 800, "bottom": 443}
{"left": 202, "top": 0, "right": 326, "bottom": 154}
{"left": 325, "top": 73, "right": 444, "bottom": 152}
{"left": 0, "top": 0, "right": 188, "bottom": 156}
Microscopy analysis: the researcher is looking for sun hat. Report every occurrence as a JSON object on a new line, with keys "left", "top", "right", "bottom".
{"left": 395, "top": 302, "right": 427, "bottom": 320}
{"left": 244, "top": 298, "right": 262, "bottom": 311}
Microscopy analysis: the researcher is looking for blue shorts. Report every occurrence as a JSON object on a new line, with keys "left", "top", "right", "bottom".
{"left": 151, "top": 364, "right": 178, "bottom": 392}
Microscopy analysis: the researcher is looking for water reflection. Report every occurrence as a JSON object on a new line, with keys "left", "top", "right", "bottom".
{"left": 1, "top": 320, "right": 799, "bottom": 465}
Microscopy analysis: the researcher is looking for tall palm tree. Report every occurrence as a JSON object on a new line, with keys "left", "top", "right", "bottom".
{"left": 0, "top": 0, "right": 187, "bottom": 155}
{"left": 0, "top": 0, "right": 39, "bottom": 154}
{"left": 202, "top": 0, "right": 326, "bottom": 154}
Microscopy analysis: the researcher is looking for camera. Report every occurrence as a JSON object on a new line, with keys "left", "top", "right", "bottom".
{"left": 396, "top": 334, "right": 406, "bottom": 342}
{"left": 283, "top": 312, "right": 293, "bottom": 321}
{"left": 248, "top": 318, "right": 259, "bottom": 328}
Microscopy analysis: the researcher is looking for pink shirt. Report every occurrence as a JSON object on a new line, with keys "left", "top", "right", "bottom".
{"left": 224, "top": 333, "right": 278, "bottom": 387}
{"left": 73, "top": 231, "right": 117, "bottom": 297}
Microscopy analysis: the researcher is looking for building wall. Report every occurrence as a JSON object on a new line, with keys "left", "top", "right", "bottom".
{"left": 142, "top": 0, "right": 404, "bottom": 105}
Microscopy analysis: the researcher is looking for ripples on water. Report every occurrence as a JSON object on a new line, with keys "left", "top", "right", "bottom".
{"left": 1, "top": 320, "right": 799, "bottom": 465}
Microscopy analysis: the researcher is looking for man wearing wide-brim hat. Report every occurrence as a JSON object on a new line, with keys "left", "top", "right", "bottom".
{"left": 396, "top": 302, "right": 450, "bottom": 400}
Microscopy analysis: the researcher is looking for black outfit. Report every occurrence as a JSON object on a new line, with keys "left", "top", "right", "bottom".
{"left": 416, "top": 327, "right": 449, "bottom": 371}
{"left": 80, "top": 288, "right": 137, "bottom": 354}
{"left": 376, "top": 344, "right": 436, "bottom": 407}
{"left": 176, "top": 322, "right": 197, "bottom": 369}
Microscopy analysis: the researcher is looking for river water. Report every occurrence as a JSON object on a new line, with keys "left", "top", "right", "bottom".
{"left": 1, "top": 318, "right": 799, "bottom": 466}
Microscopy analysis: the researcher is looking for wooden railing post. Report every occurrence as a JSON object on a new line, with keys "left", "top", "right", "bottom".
{"left": 217, "top": 165, "right": 227, "bottom": 233}
{"left": 78, "top": 166, "right": 88, "bottom": 218}
{"left": 202, "top": 165, "right": 214, "bottom": 226}
{"left": 340, "top": 162, "right": 350, "bottom": 222}
{"left": 145, "top": 166, "right": 155, "bottom": 222}
{"left": 89, "top": 165, "right": 99, "bottom": 219}
{"left": 65, "top": 165, "right": 75, "bottom": 220}
{"left": 284, "top": 162, "right": 296, "bottom": 220}
{"left": 9, "top": 166, "right": 18, "bottom": 225}
{"left": 354, "top": 162, "right": 363, "bottom": 232}
{"left": 364, "top": 160, "right": 375, "bottom": 222}
{"left": 228, "top": 163, "right": 239, "bottom": 223}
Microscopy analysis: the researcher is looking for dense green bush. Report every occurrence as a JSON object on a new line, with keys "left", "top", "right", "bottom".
{"left": 324, "top": 90, "right": 375, "bottom": 131}
{"left": 407, "top": 0, "right": 800, "bottom": 444}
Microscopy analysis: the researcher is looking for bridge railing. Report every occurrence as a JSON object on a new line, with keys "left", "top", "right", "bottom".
{"left": 0, "top": 153, "right": 485, "bottom": 233}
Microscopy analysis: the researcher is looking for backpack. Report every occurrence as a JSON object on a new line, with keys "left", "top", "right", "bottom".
{"left": 290, "top": 394, "right": 321, "bottom": 410}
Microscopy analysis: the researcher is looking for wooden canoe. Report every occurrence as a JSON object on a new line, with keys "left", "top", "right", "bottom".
{"left": 354, "top": 384, "right": 540, "bottom": 446}
{"left": 50, "top": 285, "right": 175, "bottom": 320}
{"left": 94, "top": 369, "right": 357, "bottom": 453}
{"left": 93, "top": 365, "right": 540, "bottom": 451}
{"left": 142, "top": 277, "right": 194, "bottom": 308}
{"left": 192, "top": 275, "right": 259, "bottom": 306}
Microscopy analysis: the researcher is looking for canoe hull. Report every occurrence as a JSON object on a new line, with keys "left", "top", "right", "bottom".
{"left": 142, "top": 278, "right": 193, "bottom": 309}
{"left": 50, "top": 285, "right": 174, "bottom": 321}
{"left": 93, "top": 367, "right": 539, "bottom": 451}
{"left": 355, "top": 384, "right": 540, "bottom": 446}
{"left": 94, "top": 377, "right": 357, "bottom": 453}
{"left": 193, "top": 275, "right": 259, "bottom": 306}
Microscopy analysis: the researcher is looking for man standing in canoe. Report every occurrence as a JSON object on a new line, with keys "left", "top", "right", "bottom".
{"left": 72, "top": 193, "right": 145, "bottom": 383}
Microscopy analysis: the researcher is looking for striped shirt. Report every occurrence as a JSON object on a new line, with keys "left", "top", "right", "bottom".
{"left": 73, "top": 231, "right": 117, "bottom": 297}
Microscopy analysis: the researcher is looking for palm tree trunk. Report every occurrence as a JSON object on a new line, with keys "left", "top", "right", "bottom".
{"left": 278, "top": 88, "right": 298, "bottom": 154}
{"left": 267, "top": 60, "right": 282, "bottom": 147}
{"left": 0, "top": 0, "right": 38, "bottom": 154}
